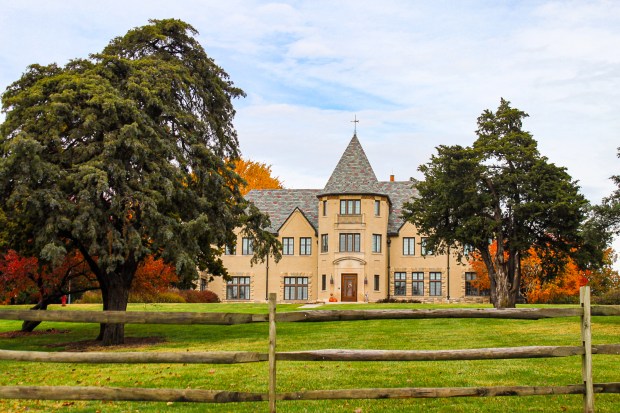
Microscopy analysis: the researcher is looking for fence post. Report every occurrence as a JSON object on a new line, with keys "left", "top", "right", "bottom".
{"left": 580, "top": 286, "right": 594, "bottom": 413}
{"left": 269, "top": 293, "right": 277, "bottom": 413}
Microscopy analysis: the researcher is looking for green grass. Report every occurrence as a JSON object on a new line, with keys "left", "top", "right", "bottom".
{"left": 0, "top": 302, "right": 618, "bottom": 412}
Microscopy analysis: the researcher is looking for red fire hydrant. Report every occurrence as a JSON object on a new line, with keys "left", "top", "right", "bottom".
{"left": 61, "top": 295, "right": 67, "bottom": 306}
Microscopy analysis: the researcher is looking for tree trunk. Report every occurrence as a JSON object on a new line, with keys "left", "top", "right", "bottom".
{"left": 99, "top": 277, "right": 131, "bottom": 346}
{"left": 493, "top": 267, "right": 517, "bottom": 308}
{"left": 21, "top": 300, "right": 50, "bottom": 332}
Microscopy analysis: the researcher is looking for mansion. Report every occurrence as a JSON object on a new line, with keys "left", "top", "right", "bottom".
{"left": 202, "top": 134, "right": 489, "bottom": 304}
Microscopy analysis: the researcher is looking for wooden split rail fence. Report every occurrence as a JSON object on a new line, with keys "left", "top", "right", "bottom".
{"left": 0, "top": 286, "right": 619, "bottom": 412}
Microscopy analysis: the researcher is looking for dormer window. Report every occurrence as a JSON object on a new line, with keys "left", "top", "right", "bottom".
{"left": 340, "top": 199, "right": 361, "bottom": 215}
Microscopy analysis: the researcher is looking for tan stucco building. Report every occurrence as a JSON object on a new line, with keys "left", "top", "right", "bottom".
{"left": 203, "top": 134, "right": 489, "bottom": 304}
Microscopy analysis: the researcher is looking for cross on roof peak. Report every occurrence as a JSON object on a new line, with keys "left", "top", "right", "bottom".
{"left": 351, "top": 115, "right": 359, "bottom": 135}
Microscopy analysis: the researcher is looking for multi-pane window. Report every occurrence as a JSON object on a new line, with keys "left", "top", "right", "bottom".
{"left": 321, "top": 274, "right": 327, "bottom": 291}
{"left": 339, "top": 233, "right": 361, "bottom": 252}
{"left": 200, "top": 278, "right": 207, "bottom": 291}
{"left": 421, "top": 237, "right": 433, "bottom": 255}
{"left": 463, "top": 244, "right": 474, "bottom": 257}
{"left": 412, "top": 272, "right": 424, "bottom": 296}
{"left": 465, "top": 272, "right": 489, "bottom": 296}
{"left": 403, "top": 237, "right": 415, "bottom": 255}
{"left": 374, "top": 200, "right": 380, "bottom": 216}
{"left": 242, "top": 238, "right": 253, "bottom": 255}
{"left": 340, "top": 199, "right": 361, "bottom": 215}
{"left": 282, "top": 237, "right": 294, "bottom": 255}
{"left": 374, "top": 274, "right": 380, "bottom": 291}
{"left": 227, "top": 276, "right": 250, "bottom": 300}
{"left": 225, "top": 245, "right": 236, "bottom": 255}
{"left": 321, "top": 234, "right": 329, "bottom": 253}
{"left": 300, "top": 237, "right": 312, "bottom": 255}
{"left": 372, "top": 234, "right": 382, "bottom": 253}
{"left": 284, "top": 277, "right": 308, "bottom": 300}
{"left": 394, "top": 272, "right": 407, "bottom": 296}
{"left": 429, "top": 272, "right": 442, "bottom": 296}
{"left": 322, "top": 200, "right": 327, "bottom": 216}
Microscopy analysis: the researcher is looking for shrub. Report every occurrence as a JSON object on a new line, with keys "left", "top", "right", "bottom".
{"left": 592, "top": 289, "right": 620, "bottom": 305}
{"left": 129, "top": 290, "right": 186, "bottom": 303}
{"left": 178, "top": 289, "right": 220, "bottom": 303}
{"left": 375, "top": 298, "right": 421, "bottom": 304}
{"left": 78, "top": 290, "right": 103, "bottom": 304}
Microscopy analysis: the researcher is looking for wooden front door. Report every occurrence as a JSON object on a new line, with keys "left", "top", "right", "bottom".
{"left": 341, "top": 274, "right": 358, "bottom": 302}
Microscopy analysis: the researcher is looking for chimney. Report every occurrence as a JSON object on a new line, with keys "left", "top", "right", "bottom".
{"left": 390, "top": 174, "right": 395, "bottom": 182}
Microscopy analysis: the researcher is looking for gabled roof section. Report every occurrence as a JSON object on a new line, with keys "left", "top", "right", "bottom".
{"left": 319, "top": 134, "right": 384, "bottom": 196}
{"left": 245, "top": 189, "right": 320, "bottom": 234}
{"left": 376, "top": 180, "right": 418, "bottom": 234}
{"left": 278, "top": 207, "right": 317, "bottom": 235}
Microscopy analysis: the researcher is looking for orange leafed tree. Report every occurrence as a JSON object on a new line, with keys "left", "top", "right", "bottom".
{"left": 233, "top": 158, "right": 284, "bottom": 195}
{"left": 130, "top": 255, "right": 179, "bottom": 298}
{"left": 469, "top": 242, "right": 587, "bottom": 303}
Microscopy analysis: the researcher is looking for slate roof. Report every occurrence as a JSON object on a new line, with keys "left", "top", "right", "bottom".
{"left": 377, "top": 180, "right": 418, "bottom": 234}
{"left": 319, "top": 134, "right": 385, "bottom": 196}
{"left": 245, "top": 189, "right": 321, "bottom": 234}
{"left": 245, "top": 135, "right": 418, "bottom": 235}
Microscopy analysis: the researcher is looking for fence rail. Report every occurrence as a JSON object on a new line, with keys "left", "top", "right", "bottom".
{"left": 0, "top": 286, "right": 618, "bottom": 412}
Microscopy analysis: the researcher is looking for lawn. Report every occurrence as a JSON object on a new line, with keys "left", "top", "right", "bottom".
{"left": 0, "top": 302, "right": 618, "bottom": 412}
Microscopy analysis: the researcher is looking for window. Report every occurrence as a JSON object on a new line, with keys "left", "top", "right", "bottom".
{"left": 372, "top": 234, "right": 382, "bottom": 253}
{"left": 282, "top": 237, "right": 294, "bottom": 255}
{"left": 300, "top": 237, "right": 312, "bottom": 255}
{"left": 227, "top": 276, "right": 250, "bottom": 300}
{"left": 284, "top": 277, "right": 308, "bottom": 300}
{"left": 463, "top": 244, "right": 474, "bottom": 257}
{"left": 242, "top": 238, "right": 253, "bottom": 255}
{"left": 421, "top": 237, "right": 433, "bottom": 255}
{"left": 339, "top": 233, "right": 361, "bottom": 252}
{"left": 374, "top": 274, "right": 380, "bottom": 291}
{"left": 321, "top": 274, "right": 327, "bottom": 291}
{"left": 340, "top": 199, "right": 361, "bottom": 215}
{"left": 394, "top": 272, "right": 406, "bottom": 296}
{"left": 412, "top": 272, "right": 424, "bottom": 296}
{"left": 225, "top": 245, "right": 236, "bottom": 255}
{"left": 321, "top": 234, "right": 329, "bottom": 253}
{"left": 200, "top": 278, "right": 207, "bottom": 291}
{"left": 374, "top": 200, "right": 380, "bottom": 216}
{"left": 322, "top": 200, "right": 327, "bottom": 216}
{"left": 429, "top": 272, "right": 442, "bottom": 296}
{"left": 403, "top": 237, "right": 415, "bottom": 255}
{"left": 465, "top": 272, "right": 489, "bottom": 296}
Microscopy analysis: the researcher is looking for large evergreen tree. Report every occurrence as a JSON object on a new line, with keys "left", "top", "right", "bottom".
{"left": 403, "top": 99, "right": 589, "bottom": 308}
{"left": 0, "top": 19, "right": 279, "bottom": 344}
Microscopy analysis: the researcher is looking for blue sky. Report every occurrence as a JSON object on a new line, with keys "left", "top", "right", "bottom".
{"left": 1, "top": 0, "right": 619, "bottom": 261}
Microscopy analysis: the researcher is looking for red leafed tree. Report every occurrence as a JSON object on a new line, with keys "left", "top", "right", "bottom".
{"left": 130, "top": 255, "right": 178, "bottom": 299}
{"left": 0, "top": 250, "right": 98, "bottom": 331}
{"left": 469, "top": 242, "right": 587, "bottom": 303}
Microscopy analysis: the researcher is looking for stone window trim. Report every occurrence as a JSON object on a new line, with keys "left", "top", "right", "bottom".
{"left": 429, "top": 272, "right": 442, "bottom": 296}
{"left": 339, "top": 233, "right": 361, "bottom": 252}
{"left": 394, "top": 272, "right": 407, "bottom": 296}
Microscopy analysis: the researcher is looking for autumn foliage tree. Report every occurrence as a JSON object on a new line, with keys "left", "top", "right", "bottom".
{"left": 130, "top": 255, "right": 178, "bottom": 301}
{"left": 0, "top": 250, "right": 98, "bottom": 331}
{"left": 233, "top": 158, "right": 283, "bottom": 195}
{"left": 469, "top": 242, "right": 588, "bottom": 304}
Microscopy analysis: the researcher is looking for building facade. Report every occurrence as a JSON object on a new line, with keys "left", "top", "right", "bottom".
{"left": 203, "top": 134, "right": 489, "bottom": 304}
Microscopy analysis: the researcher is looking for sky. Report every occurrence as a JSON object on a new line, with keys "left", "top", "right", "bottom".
{"left": 1, "top": 0, "right": 619, "bottom": 263}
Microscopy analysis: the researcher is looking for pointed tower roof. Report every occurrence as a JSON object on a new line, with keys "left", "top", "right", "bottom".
{"left": 319, "top": 134, "right": 385, "bottom": 196}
